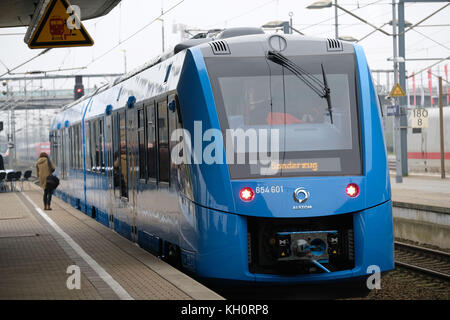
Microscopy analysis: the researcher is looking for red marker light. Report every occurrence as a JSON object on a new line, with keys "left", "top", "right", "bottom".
{"left": 239, "top": 187, "right": 255, "bottom": 202}
{"left": 346, "top": 183, "right": 360, "bottom": 198}
{"left": 76, "top": 88, "right": 83, "bottom": 93}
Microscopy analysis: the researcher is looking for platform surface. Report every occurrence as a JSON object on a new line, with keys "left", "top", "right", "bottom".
{"left": 0, "top": 187, "right": 223, "bottom": 300}
{"left": 390, "top": 174, "right": 450, "bottom": 212}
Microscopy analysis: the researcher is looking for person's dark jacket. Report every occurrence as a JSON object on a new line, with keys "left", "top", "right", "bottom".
{"left": 0, "top": 154, "right": 4, "bottom": 171}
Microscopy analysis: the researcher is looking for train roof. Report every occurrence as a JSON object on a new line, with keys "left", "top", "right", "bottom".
{"left": 62, "top": 28, "right": 356, "bottom": 112}
{"left": 54, "top": 28, "right": 357, "bottom": 131}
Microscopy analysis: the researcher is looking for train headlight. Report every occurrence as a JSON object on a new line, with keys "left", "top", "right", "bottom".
{"left": 239, "top": 187, "right": 255, "bottom": 202}
{"left": 345, "top": 183, "right": 360, "bottom": 198}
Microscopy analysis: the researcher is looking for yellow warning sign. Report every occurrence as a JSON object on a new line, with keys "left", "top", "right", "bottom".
{"left": 28, "top": 0, "right": 93, "bottom": 49}
{"left": 389, "top": 83, "right": 406, "bottom": 97}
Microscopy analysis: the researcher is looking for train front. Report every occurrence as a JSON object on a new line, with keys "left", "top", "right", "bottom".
{"left": 176, "top": 33, "right": 394, "bottom": 284}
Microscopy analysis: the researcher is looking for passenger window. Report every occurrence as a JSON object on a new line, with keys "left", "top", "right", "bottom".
{"left": 93, "top": 120, "right": 99, "bottom": 168}
{"left": 137, "top": 108, "right": 147, "bottom": 180}
{"left": 146, "top": 103, "right": 157, "bottom": 181}
{"left": 119, "top": 111, "right": 128, "bottom": 198}
{"left": 98, "top": 119, "right": 104, "bottom": 171}
{"left": 112, "top": 113, "right": 121, "bottom": 198}
{"left": 74, "top": 125, "right": 77, "bottom": 169}
{"left": 69, "top": 127, "right": 73, "bottom": 169}
{"left": 71, "top": 127, "right": 75, "bottom": 169}
{"left": 60, "top": 129, "right": 65, "bottom": 178}
{"left": 168, "top": 95, "right": 179, "bottom": 175}
{"left": 158, "top": 99, "right": 169, "bottom": 184}
{"left": 78, "top": 124, "right": 82, "bottom": 169}
{"left": 76, "top": 125, "right": 80, "bottom": 169}
{"left": 85, "top": 121, "right": 91, "bottom": 171}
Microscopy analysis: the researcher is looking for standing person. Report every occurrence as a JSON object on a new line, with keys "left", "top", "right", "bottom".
{"left": 36, "top": 152, "right": 55, "bottom": 210}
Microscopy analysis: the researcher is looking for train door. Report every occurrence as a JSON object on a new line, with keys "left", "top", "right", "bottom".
{"left": 126, "top": 106, "right": 138, "bottom": 242}
{"left": 62, "top": 126, "right": 69, "bottom": 189}
{"left": 135, "top": 105, "right": 147, "bottom": 242}
{"left": 111, "top": 110, "right": 134, "bottom": 240}
{"left": 61, "top": 128, "right": 68, "bottom": 180}
{"left": 157, "top": 99, "right": 170, "bottom": 187}
{"left": 105, "top": 114, "right": 114, "bottom": 229}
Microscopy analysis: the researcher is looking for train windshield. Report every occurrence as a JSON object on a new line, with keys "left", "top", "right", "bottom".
{"left": 205, "top": 53, "right": 361, "bottom": 179}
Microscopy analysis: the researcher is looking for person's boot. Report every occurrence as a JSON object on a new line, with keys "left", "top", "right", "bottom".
{"left": 44, "top": 204, "right": 48, "bottom": 210}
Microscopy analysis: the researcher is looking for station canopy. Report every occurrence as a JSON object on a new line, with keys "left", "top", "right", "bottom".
{"left": 0, "top": 0, "right": 120, "bottom": 28}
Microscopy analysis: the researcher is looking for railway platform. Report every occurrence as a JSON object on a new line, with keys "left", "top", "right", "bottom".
{"left": 391, "top": 174, "right": 450, "bottom": 211}
{"left": 390, "top": 174, "right": 450, "bottom": 250}
{"left": 0, "top": 186, "right": 223, "bottom": 300}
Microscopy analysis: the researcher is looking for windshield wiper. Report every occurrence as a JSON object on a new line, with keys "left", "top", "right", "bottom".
{"left": 266, "top": 50, "right": 333, "bottom": 124}
{"left": 320, "top": 63, "right": 333, "bottom": 124}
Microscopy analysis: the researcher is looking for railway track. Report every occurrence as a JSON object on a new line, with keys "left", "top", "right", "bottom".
{"left": 394, "top": 241, "right": 450, "bottom": 281}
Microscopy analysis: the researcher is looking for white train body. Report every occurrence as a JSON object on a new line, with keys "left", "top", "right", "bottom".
{"left": 407, "top": 106, "right": 450, "bottom": 174}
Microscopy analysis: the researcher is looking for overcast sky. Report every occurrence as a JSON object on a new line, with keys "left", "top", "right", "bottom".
{"left": 0, "top": 0, "right": 449, "bottom": 90}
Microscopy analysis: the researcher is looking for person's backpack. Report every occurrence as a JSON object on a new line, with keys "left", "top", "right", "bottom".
{"left": 45, "top": 158, "right": 59, "bottom": 190}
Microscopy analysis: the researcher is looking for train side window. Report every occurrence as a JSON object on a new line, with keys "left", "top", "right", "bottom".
{"left": 69, "top": 127, "right": 77, "bottom": 169}
{"left": 58, "top": 130, "right": 62, "bottom": 171}
{"left": 119, "top": 111, "right": 128, "bottom": 198}
{"left": 50, "top": 132, "right": 53, "bottom": 160}
{"left": 112, "top": 113, "right": 121, "bottom": 198}
{"left": 158, "top": 99, "right": 170, "bottom": 184}
{"left": 51, "top": 131, "right": 57, "bottom": 167}
{"left": 60, "top": 129, "right": 65, "bottom": 178}
{"left": 64, "top": 128, "right": 68, "bottom": 178}
{"left": 146, "top": 102, "right": 157, "bottom": 182}
{"left": 85, "top": 121, "right": 91, "bottom": 171}
{"left": 68, "top": 127, "right": 73, "bottom": 169}
{"left": 137, "top": 107, "right": 147, "bottom": 180}
{"left": 92, "top": 120, "right": 97, "bottom": 168}
{"left": 89, "top": 120, "right": 95, "bottom": 170}
{"left": 74, "top": 125, "right": 78, "bottom": 169}
{"left": 72, "top": 126, "right": 76, "bottom": 169}
{"left": 56, "top": 131, "right": 59, "bottom": 167}
{"left": 92, "top": 120, "right": 98, "bottom": 169}
{"left": 78, "top": 124, "right": 82, "bottom": 170}
{"left": 53, "top": 131, "right": 57, "bottom": 167}
{"left": 99, "top": 118, "right": 104, "bottom": 172}
{"left": 168, "top": 95, "right": 179, "bottom": 177}
{"left": 71, "top": 127, "right": 75, "bottom": 169}
{"left": 76, "top": 125, "right": 80, "bottom": 169}
{"left": 93, "top": 120, "right": 101, "bottom": 170}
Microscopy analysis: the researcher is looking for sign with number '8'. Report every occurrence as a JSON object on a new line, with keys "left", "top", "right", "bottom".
{"left": 410, "top": 108, "right": 429, "bottom": 129}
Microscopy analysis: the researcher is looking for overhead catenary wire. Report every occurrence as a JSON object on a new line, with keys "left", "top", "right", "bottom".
{"left": 0, "top": 57, "right": 10, "bottom": 73}
{"left": 407, "top": 56, "right": 450, "bottom": 79}
{"left": 411, "top": 28, "right": 450, "bottom": 51}
{"left": 83, "top": 0, "right": 185, "bottom": 69}
{"left": 301, "top": 0, "right": 386, "bottom": 33}
{"left": 0, "top": 49, "right": 52, "bottom": 78}
{"left": 399, "top": 2, "right": 450, "bottom": 36}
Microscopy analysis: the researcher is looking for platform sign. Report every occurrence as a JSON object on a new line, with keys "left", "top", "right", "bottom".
{"left": 27, "top": 0, "right": 93, "bottom": 49}
{"left": 410, "top": 108, "right": 429, "bottom": 129}
{"left": 389, "top": 83, "right": 406, "bottom": 97}
{"left": 386, "top": 105, "right": 400, "bottom": 116}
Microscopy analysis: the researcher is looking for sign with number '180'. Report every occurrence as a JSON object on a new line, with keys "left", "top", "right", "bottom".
{"left": 410, "top": 108, "right": 429, "bottom": 129}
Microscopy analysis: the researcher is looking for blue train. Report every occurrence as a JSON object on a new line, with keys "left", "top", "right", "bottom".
{"left": 50, "top": 28, "right": 394, "bottom": 285}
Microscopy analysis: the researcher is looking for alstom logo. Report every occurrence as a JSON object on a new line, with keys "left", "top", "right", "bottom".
{"left": 292, "top": 188, "right": 312, "bottom": 210}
